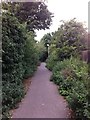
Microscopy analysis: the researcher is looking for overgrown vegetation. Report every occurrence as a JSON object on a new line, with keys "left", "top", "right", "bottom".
{"left": 36, "top": 40, "right": 47, "bottom": 62}
{"left": 51, "top": 58, "right": 90, "bottom": 119}
{"left": 46, "top": 19, "right": 87, "bottom": 68}
{"left": 2, "top": 1, "right": 52, "bottom": 118}
{"left": 2, "top": 1, "right": 90, "bottom": 119}
{"left": 2, "top": 13, "right": 25, "bottom": 118}
{"left": 24, "top": 31, "right": 39, "bottom": 78}
{"left": 46, "top": 19, "right": 90, "bottom": 119}
{"left": 2, "top": 12, "right": 38, "bottom": 118}
{"left": 2, "top": 2, "right": 53, "bottom": 31}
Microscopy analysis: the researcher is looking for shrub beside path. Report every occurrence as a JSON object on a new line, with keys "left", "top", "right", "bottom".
{"left": 12, "top": 63, "right": 71, "bottom": 118}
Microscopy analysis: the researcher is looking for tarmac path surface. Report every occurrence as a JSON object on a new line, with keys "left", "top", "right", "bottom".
{"left": 12, "top": 63, "right": 70, "bottom": 118}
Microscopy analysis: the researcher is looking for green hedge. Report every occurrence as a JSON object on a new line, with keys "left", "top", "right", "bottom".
{"left": 2, "top": 12, "right": 39, "bottom": 118}
{"left": 50, "top": 57, "right": 90, "bottom": 119}
{"left": 2, "top": 13, "right": 26, "bottom": 118}
{"left": 24, "top": 32, "right": 39, "bottom": 78}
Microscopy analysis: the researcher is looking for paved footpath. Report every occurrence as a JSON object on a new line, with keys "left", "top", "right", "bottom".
{"left": 12, "top": 63, "right": 71, "bottom": 118}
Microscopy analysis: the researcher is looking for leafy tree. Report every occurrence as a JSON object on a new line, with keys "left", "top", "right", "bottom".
{"left": 2, "top": 2, "right": 53, "bottom": 31}
{"left": 41, "top": 33, "right": 52, "bottom": 47}
{"left": 38, "top": 33, "right": 52, "bottom": 61}
{"left": 49, "top": 19, "right": 87, "bottom": 61}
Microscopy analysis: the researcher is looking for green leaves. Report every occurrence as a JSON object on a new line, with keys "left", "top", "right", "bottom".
{"left": 2, "top": 13, "right": 25, "bottom": 117}
{"left": 50, "top": 58, "right": 89, "bottom": 119}
{"left": 2, "top": 13, "right": 39, "bottom": 118}
{"left": 47, "top": 19, "right": 87, "bottom": 62}
{"left": 2, "top": 2, "right": 53, "bottom": 31}
{"left": 2, "top": 1, "right": 53, "bottom": 118}
{"left": 24, "top": 31, "right": 39, "bottom": 78}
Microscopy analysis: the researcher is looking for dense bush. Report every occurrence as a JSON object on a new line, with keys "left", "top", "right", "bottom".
{"left": 46, "top": 50, "right": 58, "bottom": 70}
{"left": 51, "top": 57, "right": 90, "bottom": 119}
{"left": 2, "top": 13, "right": 39, "bottom": 118}
{"left": 2, "top": 13, "right": 26, "bottom": 118}
{"left": 36, "top": 41, "right": 48, "bottom": 62}
{"left": 24, "top": 32, "right": 39, "bottom": 78}
{"left": 46, "top": 19, "right": 87, "bottom": 66}
{"left": 2, "top": 1, "right": 53, "bottom": 118}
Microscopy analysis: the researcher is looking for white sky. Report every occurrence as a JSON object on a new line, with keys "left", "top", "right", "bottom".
{"left": 35, "top": 0, "right": 89, "bottom": 41}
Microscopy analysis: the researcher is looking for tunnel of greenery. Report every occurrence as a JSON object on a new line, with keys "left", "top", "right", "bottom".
{"left": 2, "top": 1, "right": 90, "bottom": 119}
